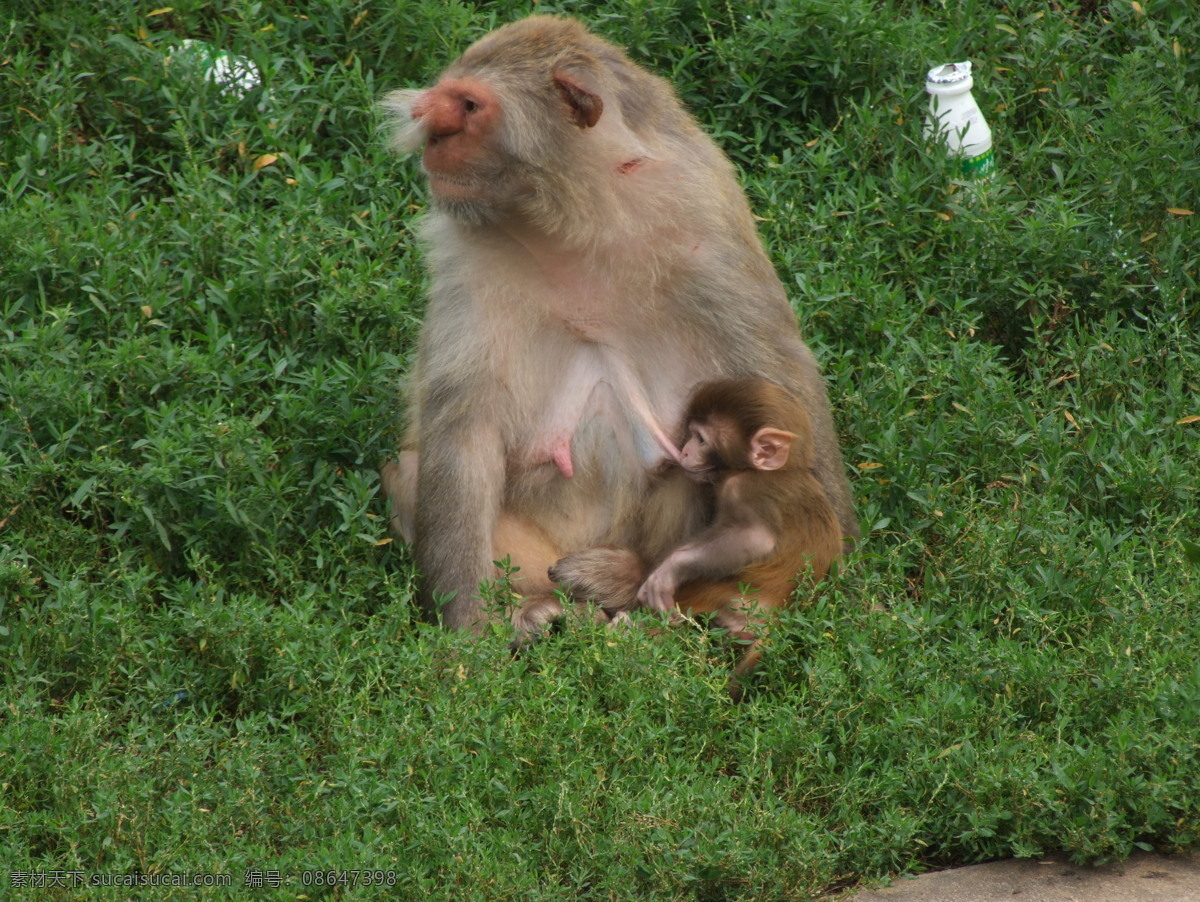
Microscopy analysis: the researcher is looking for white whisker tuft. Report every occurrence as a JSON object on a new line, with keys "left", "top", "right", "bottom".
{"left": 380, "top": 89, "right": 430, "bottom": 154}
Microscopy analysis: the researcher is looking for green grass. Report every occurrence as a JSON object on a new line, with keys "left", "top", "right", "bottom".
{"left": 2, "top": 1, "right": 1198, "bottom": 899}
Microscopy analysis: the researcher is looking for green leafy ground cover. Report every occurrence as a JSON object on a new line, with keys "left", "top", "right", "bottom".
{"left": 2, "top": 1, "right": 1198, "bottom": 899}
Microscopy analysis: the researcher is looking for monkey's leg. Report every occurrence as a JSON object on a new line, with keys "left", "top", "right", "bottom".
{"left": 675, "top": 583, "right": 776, "bottom": 701}
{"left": 493, "top": 513, "right": 569, "bottom": 642}
{"left": 548, "top": 545, "right": 645, "bottom": 615}
{"left": 712, "top": 603, "right": 772, "bottom": 702}
{"left": 381, "top": 455, "right": 561, "bottom": 634}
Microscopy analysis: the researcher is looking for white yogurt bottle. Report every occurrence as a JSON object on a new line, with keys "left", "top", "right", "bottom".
{"left": 924, "top": 61, "right": 995, "bottom": 179}
{"left": 171, "top": 40, "right": 262, "bottom": 98}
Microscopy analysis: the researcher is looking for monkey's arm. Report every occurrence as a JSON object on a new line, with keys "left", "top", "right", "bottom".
{"left": 637, "top": 517, "right": 776, "bottom": 613}
{"left": 413, "top": 374, "right": 507, "bottom": 632}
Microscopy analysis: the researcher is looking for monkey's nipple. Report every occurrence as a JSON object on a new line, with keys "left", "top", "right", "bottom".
{"left": 549, "top": 438, "right": 574, "bottom": 479}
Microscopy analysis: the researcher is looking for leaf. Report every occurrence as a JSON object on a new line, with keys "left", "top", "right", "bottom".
{"left": 141, "top": 503, "right": 172, "bottom": 551}
{"left": 858, "top": 462, "right": 884, "bottom": 470}
{"left": 1178, "top": 415, "right": 1200, "bottom": 425}
{"left": 147, "top": 7, "right": 174, "bottom": 17}
{"left": 69, "top": 476, "right": 99, "bottom": 509}
{"left": 1181, "top": 538, "right": 1200, "bottom": 566}
{"left": 1167, "top": 208, "right": 1194, "bottom": 216}
{"left": 253, "top": 154, "right": 279, "bottom": 171}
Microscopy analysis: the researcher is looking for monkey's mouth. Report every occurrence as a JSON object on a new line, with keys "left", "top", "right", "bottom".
{"left": 425, "top": 172, "right": 480, "bottom": 201}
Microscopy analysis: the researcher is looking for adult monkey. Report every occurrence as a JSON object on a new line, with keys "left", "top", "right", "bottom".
{"left": 379, "top": 15, "right": 856, "bottom": 635}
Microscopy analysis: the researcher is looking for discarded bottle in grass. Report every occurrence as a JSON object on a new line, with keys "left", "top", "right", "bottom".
{"left": 170, "top": 39, "right": 261, "bottom": 98}
{"left": 924, "top": 61, "right": 995, "bottom": 179}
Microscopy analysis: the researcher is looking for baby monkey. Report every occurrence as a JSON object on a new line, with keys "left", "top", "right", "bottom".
{"left": 550, "top": 376, "right": 843, "bottom": 697}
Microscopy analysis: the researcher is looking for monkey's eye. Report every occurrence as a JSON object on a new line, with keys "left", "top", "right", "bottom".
{"left": 463, "top": 98, "right": 479, "bottom": 113}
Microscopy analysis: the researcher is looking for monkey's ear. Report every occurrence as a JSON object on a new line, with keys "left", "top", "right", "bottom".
{"left": 749, "top": 428, "right": 794, "bottom": 471}
{"left": 553, "top": 66, "right": 604, "bottom": 128}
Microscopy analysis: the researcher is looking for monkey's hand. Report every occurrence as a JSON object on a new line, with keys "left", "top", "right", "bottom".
{"left": 637, "top": 565, "right": 678, "bottom": 612}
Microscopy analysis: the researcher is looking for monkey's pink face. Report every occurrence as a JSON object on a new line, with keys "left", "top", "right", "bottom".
{"left": 679, "top": 422, "right": 718, "bottom": 482}
{"left": 411, "top": 76, "right": 501, "bottom": 201}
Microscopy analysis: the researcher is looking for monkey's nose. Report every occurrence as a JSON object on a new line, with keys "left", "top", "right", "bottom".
{"left": 412, "top": 94, "right": 464, "bottom": 137}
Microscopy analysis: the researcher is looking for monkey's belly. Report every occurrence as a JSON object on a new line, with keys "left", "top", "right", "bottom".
{"left": 520, "top": 393, "right": 663, "bottom": 481}
{"left": 518, "top": 344, "right": 679, "bottom": 477}
{"left": 507, "top": 425, "right": 648, "bottom": 550}
{"left": 507, "top": 349, "right": 679, "bottom": 547}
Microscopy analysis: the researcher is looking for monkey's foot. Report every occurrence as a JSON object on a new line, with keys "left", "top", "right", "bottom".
{"left": 508, "top": 595, "right": 564, "bottom": 649}
{"left": 547, "top": 545, "right": 644, "bottom": 611}
{"left": 379, "top": 453, "right": 417, "bottom": 543}
{"left": 607, "top": 610, "right": 633, "bottom": 629}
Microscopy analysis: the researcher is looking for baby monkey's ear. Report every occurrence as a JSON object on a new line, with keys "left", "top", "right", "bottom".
{"left": 748, "top": 428, "right": 794, "bottom": 471}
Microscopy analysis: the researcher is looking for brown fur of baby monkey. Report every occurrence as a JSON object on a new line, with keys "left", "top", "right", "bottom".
{"left": 549, "top": 377, "right": 843, "bottom": 698}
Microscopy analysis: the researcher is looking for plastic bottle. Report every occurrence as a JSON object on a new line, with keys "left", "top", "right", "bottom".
{"left": 170, "top": 40, "right": 261, "bottom": 98}
{"left": 924, "top": 61, "right": 995, "bottom": 179}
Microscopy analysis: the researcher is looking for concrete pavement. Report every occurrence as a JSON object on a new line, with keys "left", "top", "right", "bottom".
{"left": 845, "top": 850, "right": 1200, "bottom": 902}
